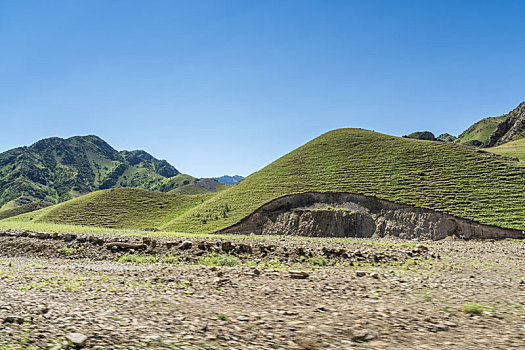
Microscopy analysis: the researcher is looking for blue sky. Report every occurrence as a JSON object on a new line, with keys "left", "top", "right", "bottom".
{"left": 1, "top": 0, "right": 524, "bottom": 177}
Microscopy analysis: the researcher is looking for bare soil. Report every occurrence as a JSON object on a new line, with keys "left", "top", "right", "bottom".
{"left": 0, "top": 230, "right": 524, "bottom": 349}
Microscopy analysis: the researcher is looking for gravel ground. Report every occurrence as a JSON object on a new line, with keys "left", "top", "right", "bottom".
{"left": 0, "top": 231, "right": 524, "bottom": 349}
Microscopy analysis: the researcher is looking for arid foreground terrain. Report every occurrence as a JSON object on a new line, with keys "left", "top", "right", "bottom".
{"left": 0, "top": 229, "right": 524, "bottom": 349}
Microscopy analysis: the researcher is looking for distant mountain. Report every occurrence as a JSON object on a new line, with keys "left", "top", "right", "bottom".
{"left": 171, "top": 178, "right": 230, "bottom": 195}
{"left": 0, "top": 135, "right": 183, "bottom": 209}
{"left": 215, "top": 175, "right": 244, "bottom": 185}
{"left": 403, "top": 102, "right": 525, "bottom": 159}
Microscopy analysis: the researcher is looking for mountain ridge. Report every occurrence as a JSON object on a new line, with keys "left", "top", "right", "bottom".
{"left": 0, "top": 135, "right": 182, "bottom": 209}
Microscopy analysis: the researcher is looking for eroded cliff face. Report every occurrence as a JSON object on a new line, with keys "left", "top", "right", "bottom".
{"left": 219, "top": 193, "right": 523, "bottom": 240}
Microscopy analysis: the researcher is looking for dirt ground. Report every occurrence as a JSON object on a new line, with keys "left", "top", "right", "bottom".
{"left": 0, "top": 229, "right": 524, "bottom": 349}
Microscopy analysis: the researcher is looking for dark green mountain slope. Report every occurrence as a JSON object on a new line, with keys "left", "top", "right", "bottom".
{"left": 0, "top": 135, "right": 183, "bottom": 208}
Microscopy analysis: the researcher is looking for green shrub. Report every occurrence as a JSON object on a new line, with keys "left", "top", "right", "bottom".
{"left": 309, "top": 256, "right": 329, "bottom": 266}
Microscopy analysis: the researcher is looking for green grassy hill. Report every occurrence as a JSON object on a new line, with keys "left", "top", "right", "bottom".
{"left": 0, "top": 201, "right": 52, "bottom": 221}
{"left": 454, "top": 115, "right": 508, "bottom": 146}
{"left": 10, "top": 188, "right": 214, "bottom": 229}
{"left": 486, "top": 138, "right": 525, "bottom": 161}
{"left": 160, "top": 128, "right": 525, "bottom": 233}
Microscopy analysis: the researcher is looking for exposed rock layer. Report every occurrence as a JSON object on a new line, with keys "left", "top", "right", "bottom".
{"left": 219, "top": 192, "right": 523, "bottom": 240}
{"left": 484, "top": 101, "right": 525, "bottom": 147}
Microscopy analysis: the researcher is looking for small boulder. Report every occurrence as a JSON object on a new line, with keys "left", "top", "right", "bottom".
{"left": 416, "top": 243, "right": 429, "bottom": 252}
{"left": 66, "top": 333, "right": 88, "bottom": 348}
{"left": 221, "top": 241, "right": 234, "bottom": 251}
{"left": 351, "top": 328, "right": 377, "bottom": 342}
{"left": 289, "top": 270, "right": 309, "bottom": 279}
{"left": 2, "top": 316, "right": 24, "bottom": 324}
{"left": 236, "top": 243, "right": 252, "bottom": 253}
{"left": 179, "top": 241, "right": 193, "bottom": 250}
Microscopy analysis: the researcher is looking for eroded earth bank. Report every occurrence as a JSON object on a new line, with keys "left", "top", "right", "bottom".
{"left": 0, "top": 229, "right": 524, "bottom": 349}
{"left": 219, "top": 192, "right": 523, "bottom": 240}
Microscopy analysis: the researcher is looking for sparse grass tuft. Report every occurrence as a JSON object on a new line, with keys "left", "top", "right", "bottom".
{"left": 460, "top": 302, "right": 484, "bottom": 314}
{"left": 197, "top": 254, "right": 241, "bottom": 267}
{"left": 117, "top": 254, "right": 157, "bottom": 264}
{"left": 309, "top": 256, "right": 332, "bottom": 266}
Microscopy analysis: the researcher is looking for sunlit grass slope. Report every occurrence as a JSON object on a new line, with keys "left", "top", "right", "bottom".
{"left": 0, "top": 202, "right": 51, "bottom": 221}
{"left": 486, "top": 138, "right": 525, "bottom": 161}
{"left": 454, "top": 115, "right": 508, "bottom": 146}
{"left": 170, "top": 183, "right": 229, "bottom": 195}
{"left": 9, "top": 188, "right": 214, "bottom": 229}
{"left": 163, "top": 128, "right": 525, "bottom": 233}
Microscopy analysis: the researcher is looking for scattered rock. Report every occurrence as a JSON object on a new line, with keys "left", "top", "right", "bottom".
{"left": 2, "top": 316, "right": 24, "bottom": 324}
{"left": 351, "top": 328, "right": 377, "bottom": 342}
{"left": 416, "top": 243, "right": 429, "bottom": 252}
{"left": 104, "top": 242, "right": 145, "bottom": 250}
{"left": 237, "top": 243, "right": 252, "bottom": 253}
{"left": 289, "top": 270, "right": 309, "bottom": 279}
{"left": 295, "top": 337, "right": 319, "bottom": 349}
{"left": 221, "top": 241, "right": 234, "bottom": 251}
{"left": 66, "top": 333, "right": 88, "bottom": 348}
{"left": 179, "top": 241, "right": 193, "bottom": 250}
{"left": 356, "top": 271, "right": 366, "bottom": 277}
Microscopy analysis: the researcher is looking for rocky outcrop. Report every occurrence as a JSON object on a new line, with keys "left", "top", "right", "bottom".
{"left": 484, "top": 102, "right": 525, "bottom": 147}
{"left": 219, "top": 192, "right": 523, "bottom": 240}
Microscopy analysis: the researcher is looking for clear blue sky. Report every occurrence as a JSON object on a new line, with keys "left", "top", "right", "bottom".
{"left": 1, "top": 0, "right": 524, "bottom": 177}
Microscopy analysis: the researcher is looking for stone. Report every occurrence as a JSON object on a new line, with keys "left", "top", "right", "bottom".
{"left": 295, "top": 337, "right": 319, "bottom": 349}
{"left": 351, "top": 328, "right": 376, "bottom": 342}
{"left": 180, "top": 241, "right": 193, "bottom": 250}
{"left": 35, "top": 232, "right": 51, "bottom": 239}
{"left": 142, "top": 237, "right": 157, "bottom": 247}
{"left": 236, "top": 243, "right": 252, "bottom": 253}
{"left": 62, "top": 233, "right": 77, "bottom": 242}
{"left": 221, "top": 241, "right": 234, "bottom": 251}
{"left": 66, "top": 333, "right": 88, "bottom": 348}
{"left": 104, "top": 242, "right": 146, "bottom": 250}
{"left": 416, "top": 243, "right": 429, "bottom": 252}
{"left": 237, "top": 316, "right": 250, "bottom": 322}
{"left": 355, "top": 271, "right": 366, "bottom": 277}
{"left": 3, "top": 316, "right": 24, "bottom": 324}
{"left": 289, "top": 270, "right": 309, "bottom": 279}
{"left": 87, "top": 236, "right": 104, "bottom": 245}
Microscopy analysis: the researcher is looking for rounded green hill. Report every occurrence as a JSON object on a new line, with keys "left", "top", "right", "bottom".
{"left": 163, "top": 128, "right": 525, "bottom": 232}
{"left": 12, "top": 188, "right": 214, "bottom": 229}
